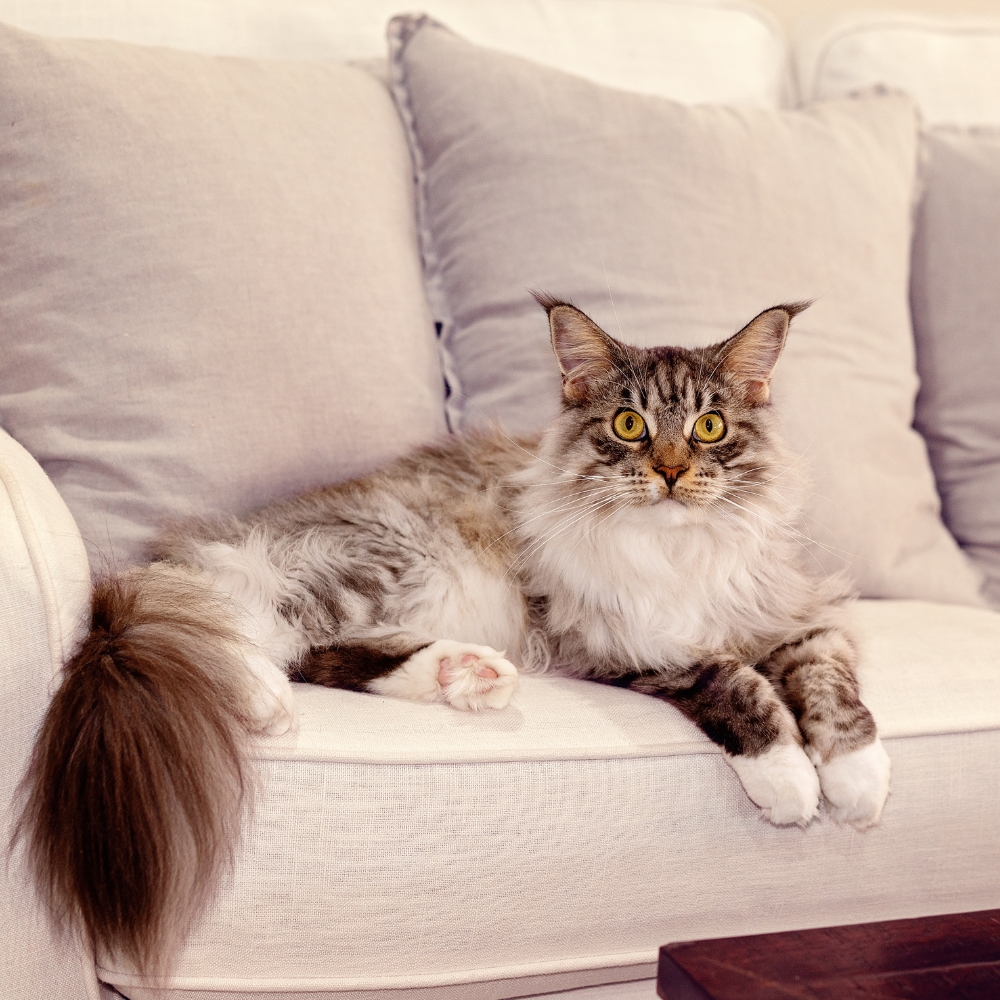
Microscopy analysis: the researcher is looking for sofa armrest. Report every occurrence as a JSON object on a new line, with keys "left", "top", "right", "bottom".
{"left": 0, "top": 428, "right": 96, "bottom": 998}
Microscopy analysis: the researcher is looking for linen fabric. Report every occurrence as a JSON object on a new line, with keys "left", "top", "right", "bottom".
{"left": 0, "top": 429, "right": 93, "bottom": 1000}
{"left": 0, "top": 22, "right": 446, "bottom": 567}
{"left": 910, "top": 127, "right": 1000, "bottom": 607}
{"left": 0, "top": 0, "right": 789, "bottom": 106}
{"left": 98, "top": 598, "right": 1000, "bottom": 999}
{"left": 795, "top": 11, "right": 1000, "bottom": 125}
{"left": 389, "top": 15, "right": 983, "bottom": 605}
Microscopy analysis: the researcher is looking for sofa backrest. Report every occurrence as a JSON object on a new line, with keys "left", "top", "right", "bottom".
{"left": 795, "top": 9, "right": 1000, "bottom": 123}
{"left": 0, "top": 0, "right": 790, "bottom": 105}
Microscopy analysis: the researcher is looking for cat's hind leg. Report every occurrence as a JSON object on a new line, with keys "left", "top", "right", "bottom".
{"left": 762, "top": 627, "right": 890, "bottom": 829}
{"left": 385, "top": 640, "right": 519, "bottom": 711}
{"left": 298, "top": 634, "right": 518, "bottom": 711}
{"left": 187, "top": 538, "right": 309, "bottom": 736}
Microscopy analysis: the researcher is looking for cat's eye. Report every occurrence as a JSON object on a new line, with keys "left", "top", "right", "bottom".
{"left": 693, "top": 411, "right": 726, "bottom": 443}
{"left": 612, "top": 409, "right": 646, "bottom": 442}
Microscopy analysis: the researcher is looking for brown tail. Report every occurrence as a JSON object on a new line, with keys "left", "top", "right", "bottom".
{"left": 12, "top": 565, "right": 255, "bottom": 974}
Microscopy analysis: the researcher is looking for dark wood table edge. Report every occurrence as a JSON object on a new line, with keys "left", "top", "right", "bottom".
{"left": 656, "top": 907, "right": 1000, "bottom": 1000}
{"left": 657, "top": 949, "right": 714, "bottom": 1000}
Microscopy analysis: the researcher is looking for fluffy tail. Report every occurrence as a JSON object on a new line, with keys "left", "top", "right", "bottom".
{"left": 12, "top": 565, "right": 256, "bottom": 974}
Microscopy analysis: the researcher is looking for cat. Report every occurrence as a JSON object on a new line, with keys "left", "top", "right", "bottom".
{"left": 15, "top": 294, "right": 891, "bottom": 975}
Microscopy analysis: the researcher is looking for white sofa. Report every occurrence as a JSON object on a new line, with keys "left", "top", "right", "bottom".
{"left": 2, "top": 4, "right": 999, "bottom": 999}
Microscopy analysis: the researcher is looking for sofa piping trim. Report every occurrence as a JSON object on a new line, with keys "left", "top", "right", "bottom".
{"left": 249, "top": 726, "right": 1000, "bottom": 766}
{"left": 98, "top": 949, "right": 658, "bottom": 992}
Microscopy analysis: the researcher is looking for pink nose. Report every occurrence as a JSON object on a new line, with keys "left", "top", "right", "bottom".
{"left": 655, "top": 465, "right": 688, "bottom": 489}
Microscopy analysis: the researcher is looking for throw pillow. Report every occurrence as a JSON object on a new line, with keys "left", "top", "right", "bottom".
{"left": 0, "top": 23, "right": 446, "bottom": 568}
{"left": 911, "top": 127, "right": 1000, "bottom": 607}
{"left": 388, "top": 14, "right": 984, "bottom": 605}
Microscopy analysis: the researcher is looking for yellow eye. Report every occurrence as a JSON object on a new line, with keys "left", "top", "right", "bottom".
{"left": 693, "top": 412, "right": 726, "bottom": 443}
{"left": 613, "top": 409, "right": 646, "bottom": 441}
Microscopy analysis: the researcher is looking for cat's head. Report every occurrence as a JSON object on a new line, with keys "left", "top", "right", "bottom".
{"left": 533, "top": 293, "right": 809, "bottom": 518}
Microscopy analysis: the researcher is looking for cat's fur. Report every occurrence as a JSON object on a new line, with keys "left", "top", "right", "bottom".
{"left": 14, "top": 296, "right": 890, "bottom": 975}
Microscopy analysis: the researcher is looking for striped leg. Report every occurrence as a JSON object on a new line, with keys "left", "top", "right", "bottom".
{"left": 762, "top": 628, "right": 890, "bottom": 829}
{"left": 624, "top": 662, "right": 820, "bottom": 827}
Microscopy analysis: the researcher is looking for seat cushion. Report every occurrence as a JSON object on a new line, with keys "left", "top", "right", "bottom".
{"left": 100, "top": 599, "right": 1000, "bottom": 1000}
{"left": 0, "top": 22, "right": 446, "bottom": 568}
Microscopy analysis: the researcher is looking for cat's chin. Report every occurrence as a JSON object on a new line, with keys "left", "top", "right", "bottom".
{"left": 651, "top": 497, "right": 705, "bottom": 528}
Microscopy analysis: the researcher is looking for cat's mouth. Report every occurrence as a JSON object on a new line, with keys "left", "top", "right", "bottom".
{"left": 650, "top": 469, "right": 694, "bottom": 505}
{"left": 652, "top": 479, "right": 723, "bottom": 513}
{"left": 650, "top": 482, "right": 694, "bottom": 507}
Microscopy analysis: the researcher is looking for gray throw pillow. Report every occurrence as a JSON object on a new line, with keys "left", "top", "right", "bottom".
{"left": 389, "top": 14, "right": 985, "bottom": 606}
{"left": 911, "top": 127, "right": 1000, "bottom": 607}
{"left": 0, "top": 23, "right": 446, "bottom": 568}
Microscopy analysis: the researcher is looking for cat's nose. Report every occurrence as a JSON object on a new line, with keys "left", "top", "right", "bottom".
{"left": 655, "top": 465, "right": 688, "bottom": 490}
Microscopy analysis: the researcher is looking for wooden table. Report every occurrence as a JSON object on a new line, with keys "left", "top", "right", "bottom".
{"left": 657, "top": 908, "right": 1000, "bottom": 999}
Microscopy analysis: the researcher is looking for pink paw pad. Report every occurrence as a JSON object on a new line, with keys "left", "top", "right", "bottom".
{"left": 437, "top": 656, "right": 459, "bottom": 686}
{"left": 437, "top": 654, "right": 499, "bottom": 686}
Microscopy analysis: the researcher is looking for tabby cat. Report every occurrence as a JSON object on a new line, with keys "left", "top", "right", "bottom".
{"left": 16, "top": 295, "right": 890, "bottom": 974}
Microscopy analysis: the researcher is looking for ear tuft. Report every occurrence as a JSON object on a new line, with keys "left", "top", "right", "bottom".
{"left": 535, "top": 294, "right": 616, "bottom": 403}
{"left": 531, "top": 289, "right": 567, "bottom": 314}
{"left": 718, "top": 302, "right": 811, "bottom": 404}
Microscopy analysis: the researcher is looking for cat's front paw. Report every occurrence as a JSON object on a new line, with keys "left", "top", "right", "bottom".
{"left": 727, "top": 742, "right": 820, "bottom": 827}
{"left": 816, "top": 737, "right": 891, "bottom": 830}
{"left": 432, "top": 641, "right": 519, "bottom": 711}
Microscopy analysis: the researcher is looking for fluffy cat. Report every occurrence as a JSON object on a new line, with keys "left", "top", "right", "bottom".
{"left": 15, "top": 295, "right": 891, "bottom": 974}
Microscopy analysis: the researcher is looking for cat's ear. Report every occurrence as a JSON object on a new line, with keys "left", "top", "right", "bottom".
{"left": 534, "top": 292, "right": 616, "bottom": 403}
{"left": 718, "top": 301, "right": 811, "bottom": 404}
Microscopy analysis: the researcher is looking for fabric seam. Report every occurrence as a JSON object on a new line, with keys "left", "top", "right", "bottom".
{"left": 387, "top": 15, "right": 464, "bottom": 432}
{"left": 98, "top": 952, "right": 658, "bottom": 991}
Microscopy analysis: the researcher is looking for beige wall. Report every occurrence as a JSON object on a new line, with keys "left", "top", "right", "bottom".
{"left": 755, "top": 0, "right": 1000, "bottom": 33}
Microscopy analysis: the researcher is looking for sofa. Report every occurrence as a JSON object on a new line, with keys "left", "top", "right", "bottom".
{"left": 1, "top": 2, "right": 999, "bottom": 999}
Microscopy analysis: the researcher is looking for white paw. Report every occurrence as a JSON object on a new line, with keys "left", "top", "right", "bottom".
{"left": 817, "top": 737, "right": 891, "bottom": 830}
{"left": 435, "top": 641, "right": 519, "bottom": 711}
{"left": 243, "top": 651, "right": 297, "bottom": 736}
{"left": 370, "top": 640, "right": 518, "bottom": 711}
{"left": 727, "top": 742, "right": 821, "bottom": 827}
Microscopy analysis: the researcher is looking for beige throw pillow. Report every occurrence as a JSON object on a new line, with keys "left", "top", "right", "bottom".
{"left": 389, "top": 15, "right": 984, "bottom": 605}
{"left": 911, "top": 127, "right": 1000, "bottom": 607}
{"left": 0, "top": 23, "right": 446, "bottom": 568}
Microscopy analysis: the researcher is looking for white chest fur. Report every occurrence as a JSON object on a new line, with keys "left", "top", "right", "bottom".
{"left": 524, "top": 500, "right": 797, "bottom": 670}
